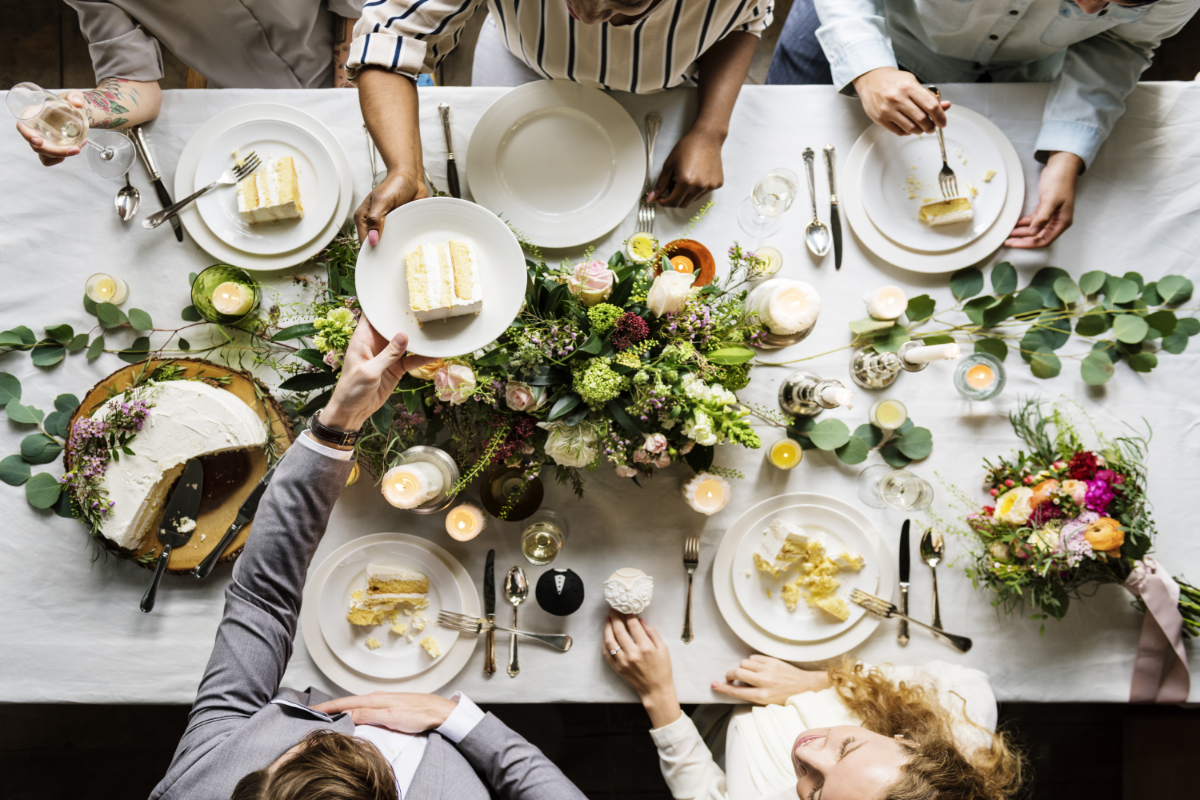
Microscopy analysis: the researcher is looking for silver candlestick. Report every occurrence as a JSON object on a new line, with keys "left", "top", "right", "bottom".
{"left": 849, "top": 341, "right": 929, "bottom": 389}
{"left": 779, "top": 371, "right": 854, "bottom": 417}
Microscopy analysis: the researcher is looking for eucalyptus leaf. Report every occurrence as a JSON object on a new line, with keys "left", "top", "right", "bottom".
{"left": 1053, "top": 276, "right": 1080, "bottom": 305}
{"left": 44, "top": 324, "right": 74, "bottom": 344}
{"left": 1030, "top": 347, "right": 1062, "bottom": 379}
{"left": 1036, "top": 311, "right": 1071, "bottom": 349}
{"left": 981, "top": 295, "right": 1015, "bottom": 328}
{"left": 1030, "top": 267, "right": 1070, "bottom": 306}
{"left": 809, "top": 419, "right": 850, "bottom": 451}
{"left": 25, "top": 472, "right": 63, "bottom": 509}
{"left": 0, "top": 454, "right": 31, "bottom": 486}
{"left": 835, "top": 436, "right": 870, "bottom": 465}
{"left": 880, "top": 445, "right": 912, "bottom": 468}
{"left": 1157, "top": 275, "right": 1194, "bottom": 305}
{"left": 54, "top": 394, "right": 79, "bottom": 414}
{"left": 86, "top": 335, "right": 105, "bottom": 360}
{"left": 1103, "top": 275, "right": 1140, "bottom": 304}
{"left": 1128, "top": 351, "right": 1158, "bottom": 373}
{"left": 5, "top": 400, "right": 43, "bottom": 425}
{"left": 950, "top": 267, "right": 984, "bottom": 300}
{"left": 83, "top": 293, "right": 97, "bottom": 314}
{"left": 0, "top": 331, "right": 25, "bottom": 347}
{"left": 188, "top": 272, "right": 198, "bottom": 286}
{"left": 990, "top": 262, "right": 1017, "bottom": 295}
{"left": 904, "top": 295, "right": 935, "bottom": 323}
{"left": 128, "top": 308, "right": 154, "bottom": 331}
{"left": 1141, "top": 282, "right": 1161, "bottom": 306}
{"left": 895, "top": 426, "right": 933, "bottom": 460}
{"left": 67, "top": 333, "right": 88, "bottom": 352}
{"left": 30, "top": 342, "right": 66, "bottom": 367}
{"left": 974, "top": 338, "right": 1008, "bottom": 362}
{"left": 963, "top": 296, "right": 993, "bottom": 326}
{"left": 20, "top": 433, "right": 62, "bottom": 464}
{"left": 1113, "top": 314, "right": 1149, "bottom": 344}
{"left": 849, "top": 317, "right": 896, "bottom": 337}
{"left": 1177, "top": 318, "right": 1200, "bottom": 336}
{"left": 1144, "top": 310, "right": 1177, "bottom": 339}
{"left": 852, "top": 423, "right": 884, "bottom": 448}
{"left": 1161, "top": 331, "right": 1189, "bottom": 354}
{"left": 1074, "top": 310, "right": 1110, "bottom": 337}
{"left": 1011, "top": 288, "right": 1045, "bottom": 318}
{"left": 53, "top": 489, "right": 76, "bottom": 518}
{"left": 96, "top": 303, "right": 127, "bottom": 328}
{"left": 872, "top": 325, "right": 911, "bottom": 353}
{"left": 0, "top": 373, "right": 20, "bottom": 404}
{"left": 1079, "top": 270, "right": 1107, "bottom": 296}
{"left": 178, "top": 338, "right": 190, "bottom": 351}
{"left": 117, "top": 336, "right": 151, "bottom": 364}
{"left": 44, "top": 411, "right": 70, "bottom": 439}
{"left": 181, "top": 305, "right": 202, "bottom": 322}
{"left": 1081, "top": 351, "right": 1116, "bottom": 385}
{"left": 1123, "top": 271, "right": 1145, "bottom": 292}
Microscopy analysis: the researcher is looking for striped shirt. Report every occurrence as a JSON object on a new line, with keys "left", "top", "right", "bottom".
{"left": 349, "top": 0, "right": 774, "bottom": 93}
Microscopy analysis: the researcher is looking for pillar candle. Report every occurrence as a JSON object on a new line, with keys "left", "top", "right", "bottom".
{"left": 382, "top": 462, "right": 444, "bottom": 509}
{"left": 445, "top": 503, "right": 486, "bottom": 541}
{"left": 902, "top": 343, "right": 961, "bottom": 365}
{"left": 212, "top": 281, "right": 255, "bottom": 316}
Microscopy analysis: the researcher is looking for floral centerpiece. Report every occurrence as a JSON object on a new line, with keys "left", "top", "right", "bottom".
{"left": 950, "top": 399, "right": 1198, "bottom": 638}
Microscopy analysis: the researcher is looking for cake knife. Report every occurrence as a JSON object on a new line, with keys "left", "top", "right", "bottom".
{"left": 898, "top": 519, "right": 911, "bottom": 646}
{"left": 822, "top": 144, "right": 841, "bottom": 270}
{"left": 483, "top": 549, "right": 497, "bottom": 675}
{"left": 438, "top": 103, "right": 461, "bottom": 199}
{"left": 131, "top": 124, "right": 184, "bottom": 243}
{"left": 141, "top": 459, "right": 204, "bottom": 613}
{"left": 193, "top": 465, "right": 275, "bottom": 579}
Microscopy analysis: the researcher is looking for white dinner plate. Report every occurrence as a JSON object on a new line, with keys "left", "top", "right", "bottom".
{"left": 466, "top": 81, "right": 646, "bottom": 248}
{"left": 355, "top": 197, "right": 527, "bottom": 358}
{"left": 841, "top": 106, "right": 1025, "bottom": 274}
{"left": 301, "top": 534, "right": 479, "bottom": 695}
{"left": 713, "top": 494, "right": 894, "bottom": 663}
{"left": 861, "top": 113, "right": 1008, "bottom": 253}
{"left": 194, "top": 119, "right": 339, "bottom": 256}
{"left": 173, "top": 103, "right": 353, "bottom": 271}
{"left": 317, "top": 540, "right": 460, "bottom": 680}
{"left": 732, "top": 505, "right": 879, "bottom": 643}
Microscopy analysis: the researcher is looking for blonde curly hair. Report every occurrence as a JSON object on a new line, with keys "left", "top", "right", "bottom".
{"left": 827, "top": 661, "right": 1024, "bottom": 800}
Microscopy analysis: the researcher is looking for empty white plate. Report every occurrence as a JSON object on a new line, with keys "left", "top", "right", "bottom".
{"left": 317, "top": 540, "right": 460, "bottom": 680}
{"left": 732, "top": 504, "right": 878, "bottom": 643}
{"left": 355, "top": 197, "right": 527, "bottom": 358}
{"left": 194, "top": 118, "right": 339, "bottom": 257}
{"left": 860, "top": 111, "right": 1008, "bottom": 253}
{"left": 466, "top": 81, "right": 645, "bottom": 248}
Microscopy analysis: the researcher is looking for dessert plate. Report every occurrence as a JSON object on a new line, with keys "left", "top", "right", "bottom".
{"left": 301, "top": 533, "right": 479, "bottom": 695}
{"left": 860, "top": 110, "right": 1007, "bottom": 253}
{"left": 316, "top": 539, "right": 460, "bottom": 680}
{"left": 355, "top": 197, "right": 526, "bottom": 358}
{"left": 193, "top": 119, "right": 339, "bottom": 257}
{"left": 732, "top": 504, "right": 879, "bottom": 643}
{"left": 466, "top": 81, "right": 646, "bottom": 248}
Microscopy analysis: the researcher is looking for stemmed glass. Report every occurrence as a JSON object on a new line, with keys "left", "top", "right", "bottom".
{"left": 7, "top": 82, "right": 135, "bottom": 179}
{"left": 737, "top": 167, "right": 799, "bottom": 237}
{"left": 856, "top": 465, "right": 934, "bottom": 511}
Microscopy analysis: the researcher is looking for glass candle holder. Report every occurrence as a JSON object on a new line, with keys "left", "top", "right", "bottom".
{"left": 954, "top": 353, "right": 1006, "bottom": 400}
{"left": 868, "top": 399, "right": 908, "bottom": 431}
{"left": 521, "top": 509, "right": 569, "bottom": 566}
{"left": 85, "top": 273, "right": 129, "bottom": 305}
{"left": 383, "top": 446, "right": 460, "bottom": 515}
{"left": 479, "top": 464, "right": 544, "bottom": 521}
{"left": 191, "top": 265, "right": 262, "bottom": 324}
{"left": 766, "top": 433, "right": 803, "bottom": 470}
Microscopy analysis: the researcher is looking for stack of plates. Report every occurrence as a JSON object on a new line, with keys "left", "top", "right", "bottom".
{"left": 712, "top": 493, "right": 894, "bottom": 662}
{"left": 174, "top": 104, "right": 353, "bottom": 270}
{"left": 300, "top": 534, "right": 479, "bottom": 695}
{"left": 841, "top": 106, "right": 1025, "bottom": 273}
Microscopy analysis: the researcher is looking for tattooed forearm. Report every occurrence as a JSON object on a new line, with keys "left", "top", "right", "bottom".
{"left": 83, "top": 78, "right": 143, "bottom": 129}
{"left": 334, "top": 16, "right": 357, "bottom": 88}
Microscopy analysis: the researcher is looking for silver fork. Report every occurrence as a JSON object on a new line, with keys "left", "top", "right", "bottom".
{"left": 682, "top": 536, "right": 699, "bottom": 643}
{"left": 928, "top": 87, "right": 957, "bottom": 198}
{"left": 143, "top": 152, "right": 261, "bottom": 228}
{"left": 437, "top": 610, "right": 573, "bottom": 651}
{"left": 850, "top": 589, "right": 972, "bottom": 653}
{"left": 637, "top": 112, "right": 662, "bottom": 235}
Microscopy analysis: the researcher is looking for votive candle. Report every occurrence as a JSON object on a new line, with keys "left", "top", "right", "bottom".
{"left": 681, "top": 472, "right": 731, "bottom": 516}
{"left": 212, "top": 281, "right": 255, "bottom": 316}
{"left": 869, "top": 399, "right": 908, "bottom": 431}
{"left": 902, "top": 343, "right": 961, "bottom": 366}
{"left": 382, "top": 462, "right": 444, "bottom": 509}
{"left": 445, "top": 502, "right": 486, "bottom": 541}
{"left": 767, "top": 436, "right": 803, "bottom": 470}
{"left": 85, "top": 273, "right": 129, "bottom": 305}
{"left": 953, "top": 353, "right": 1006, "bottom": 401}
{"left": 864, "top": 286, "right": 907, "bottom": 320}
{"left": 670, "top": 255, "right": 695, "bottom": 274}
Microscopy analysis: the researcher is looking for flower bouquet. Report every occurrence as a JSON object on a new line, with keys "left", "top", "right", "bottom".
{"left": 952, "top": 400, "right": 1198, "bottom": 638}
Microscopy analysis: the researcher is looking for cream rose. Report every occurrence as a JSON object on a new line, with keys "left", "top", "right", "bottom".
{"left": 1062, "top": 479, "right": 1088, "bottom": 505}
{"left": 643, "top": 433, "right": 668, "bottom": 454}
{"left": 504, "top": 381, "right": 544, "bottom": 412}
{"left": 567, "top": 260, "right": 616, "bottom": 306}
{"left": 646, "top": 270, "right": 695, "bottom": 317}
{"left": 408, "top": 358, "right": 446, "bottom": 381}
{"left": 995, "top": 487, "right": 1035, "bottom": 525}
{"left": 433, "top": 364, "right": 476, "bottom": 405}
{"left": 988, "top": 541, "right": 1011, "bottom": 561}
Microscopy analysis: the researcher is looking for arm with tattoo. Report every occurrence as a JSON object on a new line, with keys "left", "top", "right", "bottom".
{"left": 82, "top": 77, "right": 162, "bottom": 129}
{"left": 333, "top": 17, "right": 358, "bottom": 88}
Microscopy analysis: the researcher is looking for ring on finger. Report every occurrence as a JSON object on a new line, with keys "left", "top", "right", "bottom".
{"left": 610, "top": 646, "right": 622, "bottom": 656}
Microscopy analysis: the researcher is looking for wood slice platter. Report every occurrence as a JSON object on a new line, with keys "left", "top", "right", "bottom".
{"left": 65, "top": 359, "right": 294, "bottom": 573}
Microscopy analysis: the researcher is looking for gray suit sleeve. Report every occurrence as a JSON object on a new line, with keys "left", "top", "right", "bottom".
{"left": 186, "top": 442, "right": 353, "bottom": 728}
{"left": 64, "top": 0, "right": 165, "bottom": 82}
{"left": 454, "top": 714, "right": 590, "bottom": 800}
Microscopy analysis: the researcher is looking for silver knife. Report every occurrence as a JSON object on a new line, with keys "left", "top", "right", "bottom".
{"left": 141, "top": 459, "right": 204, "bottom": 612}
{"left": 193, "top": 465, "right": 275, "bottom": 579}
{"left": 898, "top": 519, "right": 911, "bottom": 646}
{"left": 483, "top": 549, "right": 496, "bottom": 675}
{"left": 823, "top": 144, "right": 841, "bottom": 270}
{"left": 131, "top": 125, "right": 184, "bottom": 242}
{"left": 438, "top": 103, "right": 461, "bottom": 199}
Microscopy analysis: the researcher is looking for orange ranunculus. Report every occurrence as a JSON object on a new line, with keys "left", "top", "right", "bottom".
{"left": 1030, "top": 478, "right": 1060, "bottom": 508}
{"left": 1084, "top": 517, "right": 1124, "bottom": 557}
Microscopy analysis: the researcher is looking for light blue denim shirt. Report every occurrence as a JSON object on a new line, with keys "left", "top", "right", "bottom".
{"left": 813, "top": 0, "right": 1200, "bottom": 168}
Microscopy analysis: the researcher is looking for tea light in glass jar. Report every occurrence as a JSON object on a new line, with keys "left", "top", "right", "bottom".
{"left": 445, "top": 502, "right": 486, "bottom": 541}
{"left": 670, "top": 254, "right": 695, "bottom": 274}
{"left": 864, "top": 286, "right": 908, "bottom": 320}
{"left": 381, "top": 462, "right": 444, "bottom": 509}
{"left": 212, "top": 281, "right": 255, "bottom": 316}
{"left": 869, "top": 399, "right": 908, "bottom": 431}
{"left": 681, "top": 472, "right": 731, "bottom": 515}
{"left": 767, "top": 436, "right": 803, "bottom": 470}
{"left": 953, "top": 353, "right": 1007, "bottom": 400}
{"left": 754, "top": 246, "right": 783, "bottom": 276}
{"left": 85, "top": 273, "right": 129, "bottom": 305}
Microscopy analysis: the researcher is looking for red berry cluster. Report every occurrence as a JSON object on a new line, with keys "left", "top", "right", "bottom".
{"left": 492, "top": 414, "right": 538, "bottom": 462}
{"left": 612, "top": 312, "right": 650, "bottom": 351}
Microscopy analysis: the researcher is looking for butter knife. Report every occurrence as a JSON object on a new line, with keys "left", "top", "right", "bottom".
{"left": 193, "top": 465, "right": 275, "bottom": 579}
{"left": 822, "top": 144, "right": 841, "bottom": 270}
{"left": 438, "top": 103, "right": 461, "bottom": 199}
{"left": 483, "top": 549, "right": 496, "bottom": 675}
{"left": 131, "top": 125, "right": 183, "bottom": 242}
{"left": 898, "top": 519, "right": 911, "bottom": 646}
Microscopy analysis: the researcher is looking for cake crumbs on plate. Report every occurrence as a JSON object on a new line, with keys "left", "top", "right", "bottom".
{"left": 982, "top": 169, "right": 997, "bottom": 182}
{"left": 391, "top": 621, "right": 407, "bottom": 635}
{"left": 365, "top": 637, "right": 382, "bottom": 650}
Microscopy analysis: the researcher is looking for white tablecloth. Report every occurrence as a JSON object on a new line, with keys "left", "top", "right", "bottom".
{"left": 1, "top": 84, "right": 1197, "bottom": 705}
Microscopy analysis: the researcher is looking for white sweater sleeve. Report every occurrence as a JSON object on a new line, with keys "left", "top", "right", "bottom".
{"left": 649, "top": 713, "right": 729, "bottom": 800}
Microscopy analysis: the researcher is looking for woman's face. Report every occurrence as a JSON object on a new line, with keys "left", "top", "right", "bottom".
{"left": 791, "top": 726, "right": 911, "bottom": 800}
{"left": 565, "top": 0, "right": 661, "bottom": 25}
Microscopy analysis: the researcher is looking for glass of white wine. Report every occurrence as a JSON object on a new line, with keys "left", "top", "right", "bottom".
{"left": 737, "top": 168, "right": 799, "bottom": 238}
{"left": 7, "top": 82, "right": 135, "bottom": 179}
{"left": 856, "top": 464, "right": 934, "bottom": 511}
{"left": 521, "top": 509, "right": 569, "bottom": 566}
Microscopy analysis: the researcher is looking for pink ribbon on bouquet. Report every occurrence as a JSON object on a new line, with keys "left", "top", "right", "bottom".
{"left": 1124, "top": 557, "right": 1191, "bottom": 703}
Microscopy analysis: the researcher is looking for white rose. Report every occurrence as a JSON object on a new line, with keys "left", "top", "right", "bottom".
{"left": 539, "top": 421, "right": 599, "bottom": 468}
{"left": 646, "top": 270, "right": 695, "bottom": 318}
{"left": 995, "top": 487, "right": 1035, "bottom": 526}
{"left": 683, "top": 410, "right": 718, "bottom": 447}
{"left": 989, "top": 542, "right": 1011, "bottom": 561}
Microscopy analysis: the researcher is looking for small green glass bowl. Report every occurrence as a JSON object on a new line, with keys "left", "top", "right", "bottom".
{"left": 191, "top": 265, "right": 261, "bottom": 324}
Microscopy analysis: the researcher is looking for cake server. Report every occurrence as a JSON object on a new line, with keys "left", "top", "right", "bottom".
{"left": 483, "top": 549, "right": 497, "bottom": 676}
{"left": 822, "top": 144, "right": 842, "bottom": 270}
{"left": 141, "top": 459, "right": 204, "bottom": 613}
{"left": 898, "top": 519, "right": 910, "bottom": 646}
{"left": 438, "top": 103, "right": 461, "bottom": 198}
{"left": 131, "top": 124, "right": 184, "bottom": 242}
{"left": 193, "top": 464, "right": 275, "bottom": 579}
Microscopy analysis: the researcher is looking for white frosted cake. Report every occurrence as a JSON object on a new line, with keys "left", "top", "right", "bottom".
{"left": 919, "top": 196, "right": 973, "bottom": 227}
{"left": 404, "top": 239, "right": 482, "bottom": 323}
{"left": 90, "top": 381, "right": 266, "bottom": 550}
{"left": 237, "top": 156, "right": 303, "bottom": 224}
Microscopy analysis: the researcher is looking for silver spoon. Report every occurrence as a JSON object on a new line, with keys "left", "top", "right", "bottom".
{"left": 505, "top": 566, "right": 528, "bottom": 678}
{"left": 115, "top": 172, "right": 140, "bottom": 221}
{"left": 802, "top": 148, "right": 831, "bottom": 257}
{"left": 919, "top": 529, "right": 945, "bottom": 629}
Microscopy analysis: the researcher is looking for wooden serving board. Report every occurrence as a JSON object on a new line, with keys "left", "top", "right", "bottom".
{"left": 65, "top": 359, "right": 295, "bottom": 573}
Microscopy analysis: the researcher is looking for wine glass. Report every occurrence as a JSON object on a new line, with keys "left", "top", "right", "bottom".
{"left": 738, "top": 168, "right": 799, "bottom": 237}
{"left": 7, "top": 82, "right": 135, "bottom": 179}
{"left": 856, "top": 465, "right": 934, "bottom": 511}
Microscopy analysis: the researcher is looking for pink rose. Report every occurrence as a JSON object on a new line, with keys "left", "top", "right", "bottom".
{"left": 505, "top": 381, "right": 537, "bottom": 412}
{"left": 633, "top": 449, "right": 650, "bottom": 464}
{"left": 567, "top": 260, "right": 616, "bottom": 306}
{"left": 1062, "top": 479, "right": 1088, "bottom": 505}
{"left": 643, "top": 433, "right": 668, "bottom": 454}
{"left": 653, "top": 452, "right": 671, "bottom": 469}
{"left": 615, "top": 465, "right": 638, "bottom": 478}
{"left": 678, "top": 441, "right": 695, "bottom": 456}
{"left": 433, "top": 364, "right": 476, "bottom": 405}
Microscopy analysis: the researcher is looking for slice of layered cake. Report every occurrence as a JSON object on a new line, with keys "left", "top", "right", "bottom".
{"left": 237, "top": 156, "right": 304, "bottom": 224}
{"left": 347, "top": 564, "right": 430, "bottom": 626}
{"left": 405, "top": 239, "right": 482, "bottom": 323}
{"left": 918, "top": 196, "right": 973, "bottom": 227}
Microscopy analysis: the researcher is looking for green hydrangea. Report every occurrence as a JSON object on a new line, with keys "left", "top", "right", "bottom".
{"left": 660, "top": 342, "right": 695, "bottom": 365}
{"left": 633, "top": 370, "right": 649, "bottom": 385}
{"left": 573, "top": 358, "right": 630, "bottom": 406}
{"left": 714, "top": 362, "right": 751, "bottom": 392}
{"left": 312, "top": 307, "right": 356, "bottom": 354}
{"left": 587, "top": 303, "right": 623, "bottom": 334}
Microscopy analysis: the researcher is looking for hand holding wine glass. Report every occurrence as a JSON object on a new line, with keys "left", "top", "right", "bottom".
{"left": 8, "top": 83, "right": 134, "bottom": 177}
